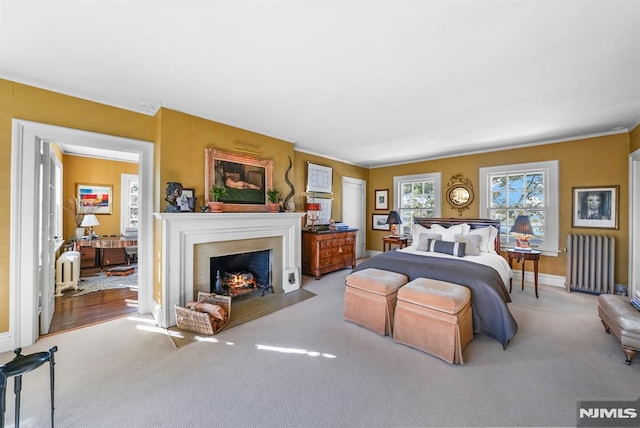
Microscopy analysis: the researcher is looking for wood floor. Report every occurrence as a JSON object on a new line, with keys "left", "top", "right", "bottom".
{"left": 43, "top": 267, "right": 138, "bottom": 336}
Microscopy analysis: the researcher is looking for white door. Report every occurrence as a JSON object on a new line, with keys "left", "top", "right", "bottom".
{"left": 342, "top": 177, "right": 366, "bottom": 259}
{"left": 39, "top": 142, "right": 56, "bottom": 335}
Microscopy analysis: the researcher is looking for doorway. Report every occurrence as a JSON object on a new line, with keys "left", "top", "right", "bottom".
{"left": 8, "top": 119, "right": 154, "bottom": 351}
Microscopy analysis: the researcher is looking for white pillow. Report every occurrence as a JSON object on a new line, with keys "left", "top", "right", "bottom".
{"left": 430, "top": 224, "right": 465, "bottom": 242}
{"left": 417, "top": 233, "right": 443, "bottom": 251}
{"left": 469, "top": 226, "right": 498, "bottom": 254}
{"left": 412, "top": 224, "right": 431, "bottom": 244}
{"left": 459, "top": 223, "right": 471, "bottom": 235}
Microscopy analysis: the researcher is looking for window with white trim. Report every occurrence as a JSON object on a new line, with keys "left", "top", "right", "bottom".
{"left": 480, "top": 161, "right": 559, "bottom": 254}
{"left": 393, "top": 173, "right": 442, "bottom": 236}
{"left": 120, "top": 173, "right": 139, "bottom": 233}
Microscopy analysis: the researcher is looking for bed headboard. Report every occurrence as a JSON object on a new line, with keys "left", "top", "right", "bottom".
{"left": 414, "top": 217, "right": 502, "bottom": 253}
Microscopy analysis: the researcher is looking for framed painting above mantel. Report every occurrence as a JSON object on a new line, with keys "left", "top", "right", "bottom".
{"left": 204, "top": 149, "right": 274, "bottom": 212}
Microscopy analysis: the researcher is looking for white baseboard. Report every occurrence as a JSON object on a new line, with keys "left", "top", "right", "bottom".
{"left": 515, "top": 271, "right": 566, "bottom": 288}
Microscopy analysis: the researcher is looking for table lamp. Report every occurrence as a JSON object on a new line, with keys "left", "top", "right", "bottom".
{"left": 510, "top": 215, "right": 533, "bottom": 250}
{"left": 81, "top": 214, "right": 100, "bottom": 239}
{"left": 386, "top": 210, "right": 401, "bottom": 237}
{"left": 306, "top": 203, "right": 321, "bottom": 229}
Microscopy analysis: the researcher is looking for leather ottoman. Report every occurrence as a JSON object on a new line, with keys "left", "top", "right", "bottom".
{"left": 598, "top": 294, "right": 640, "bottom": 365}
{"left": 344, "top": 268, "right": 408, "bottom": 336}
{"left": 393, "top": 278, "right": 473, "bottom": 364}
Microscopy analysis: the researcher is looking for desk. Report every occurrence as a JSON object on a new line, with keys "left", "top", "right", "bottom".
{"left": 507, "top": 249, "right": 541, "bottom": 298}
{"left": 383, "top": 236, "right": 409, "bottom": 252}
{"left": 76, "top": 239, "right": 137, "bottom": 268}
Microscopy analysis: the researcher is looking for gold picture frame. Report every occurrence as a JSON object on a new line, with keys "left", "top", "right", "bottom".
{"left": 205, "top": 149, "right": 274, "bottom": 212}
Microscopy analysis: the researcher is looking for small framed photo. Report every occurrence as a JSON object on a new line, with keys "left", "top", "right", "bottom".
{"left": 76, "top": 183, "right": 113, "bottom": 215}
{"left": 572, "top": 185, "right": 619, "bottom": 229}
{"left": 283, "top": 267, "right": 300, "bottom": 292}
{"left": 372, "top": 214, "right": 391, "bottom": 231}
{"left": 178, "top": 188, "right": 194, "bottom": 212}
{"left": 375, "top": 189, "right": 389, "bottom": 210}
{"left": 306, "top": 162, "right": 333, "bottom": 194}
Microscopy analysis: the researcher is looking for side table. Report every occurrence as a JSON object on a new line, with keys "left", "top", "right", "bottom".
{"left": 383, "top": 236, "right": 409, "bottom": 252}
{"left": 507, "top": 249, "right": 542, "bottom": 298}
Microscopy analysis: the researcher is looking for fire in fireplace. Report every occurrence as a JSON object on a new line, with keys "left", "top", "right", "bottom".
{"left": 210, "top": 250, "right": 273, "bottom": 301}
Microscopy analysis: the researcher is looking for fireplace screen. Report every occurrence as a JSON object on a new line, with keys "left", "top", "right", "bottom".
{"left": 210, "top": 250, "right": 273, "bottom": 300}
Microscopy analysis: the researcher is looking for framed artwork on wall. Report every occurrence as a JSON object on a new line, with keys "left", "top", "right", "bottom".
{"left": 306, "top": 162, "right": 333, "bottom": 194}
{"left": 372, "top": 214, "right": 391, "bottom": 231}
{"left": 204, "top": 149, "right": 274, "bottom": 212}
{"left": 76, "top": 183, "right": 113, "bottom": 215}
{"left": 375, "top": 189, "right": 389, "bottom": 210}
{"left": 572, "top": 185, "right": 619, "bottom": 229}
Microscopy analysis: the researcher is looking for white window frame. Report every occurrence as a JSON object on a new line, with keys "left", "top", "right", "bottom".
{"left": 480, "top": 160, "right": 559, "bottom": 256}
{"left": 393, "top": 172, "right": 442, "bottom": 236}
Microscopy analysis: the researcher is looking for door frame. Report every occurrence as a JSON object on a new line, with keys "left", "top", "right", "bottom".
{"left": 7, "top": 119, "right": 154, "bottom": 350}
{"left": 629, "top": 149, "right": 640, "bottom": 299}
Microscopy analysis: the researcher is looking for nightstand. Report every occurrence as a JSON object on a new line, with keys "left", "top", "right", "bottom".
{"left": 383, "top": 236, "right": 409, "bottom": 252}
{"left": 507, "top": 249, "right": 542, "bottom": 298}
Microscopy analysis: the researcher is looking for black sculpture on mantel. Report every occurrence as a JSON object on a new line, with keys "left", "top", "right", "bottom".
{"left": 165, "top": 182, "right": 183, "bottom": 213}
{"left": 284, "top": 156, "right": 295, "bottom": 211}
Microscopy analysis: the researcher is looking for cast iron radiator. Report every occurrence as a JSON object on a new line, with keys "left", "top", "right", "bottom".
{"left": 565, "top": 234, "right": 615, "bottom": 294}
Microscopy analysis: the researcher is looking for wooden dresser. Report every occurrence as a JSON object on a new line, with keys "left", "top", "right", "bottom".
{"left": 302, "top": 228, "right": 358, "bottom": 279}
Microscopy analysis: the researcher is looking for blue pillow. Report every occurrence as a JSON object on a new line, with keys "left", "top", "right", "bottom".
{"left": 421, "top": 238, "right": 466, "bottom": 257}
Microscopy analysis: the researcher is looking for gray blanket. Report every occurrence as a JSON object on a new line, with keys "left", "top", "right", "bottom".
{"left": 351, "top": 251, "right": 518, "bottom": 348}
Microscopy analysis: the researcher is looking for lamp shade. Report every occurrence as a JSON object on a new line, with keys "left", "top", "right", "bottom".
{"left": 305, "top": 203, "right": 321, "bottom": 211}
{"left": 386, "top": 211, "right": 401, "bottom": 225}
{"left": 510, "top": 215, "right": 533, "bottom": 235}
{"left": 80, "top": 214, "right": 100, "bottom": 227}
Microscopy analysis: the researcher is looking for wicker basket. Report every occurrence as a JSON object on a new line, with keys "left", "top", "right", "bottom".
{"left": 175, "top": 293, "right": 231, "bottom": 335}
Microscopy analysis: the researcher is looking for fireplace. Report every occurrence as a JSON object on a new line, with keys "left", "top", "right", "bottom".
{"left": 210, "top": 249, "right": 274, "bottom": 301}
{"left": 153, "top": 212, "right": 305, "bottom": 328}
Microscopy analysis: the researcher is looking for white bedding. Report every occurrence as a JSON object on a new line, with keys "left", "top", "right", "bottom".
{"left": 398, "top": 245, "right": 513, "bottom": 286}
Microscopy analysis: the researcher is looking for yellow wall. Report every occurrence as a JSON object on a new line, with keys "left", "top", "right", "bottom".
{"left": 63, "top": 155, "right": 138, "bottom": 238}
{"left": 368, "top": 133, "right": 631, "bottom": 283}
{"left": 631, "top": 123, "right": 640, "bottom": 152}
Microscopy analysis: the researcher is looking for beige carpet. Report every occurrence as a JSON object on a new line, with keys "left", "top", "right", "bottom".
{"left": 167, "top": 288, "right": 316, "bottom": 348}
{"left": 1, "top": 269, "right": 638, "bottom": 427}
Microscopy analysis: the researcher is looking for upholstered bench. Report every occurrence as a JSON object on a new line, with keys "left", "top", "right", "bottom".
{"left": 597, "top": 294, "right": 640, "bottom": 365}
{"left": 344, "top": 268, "right": 409, "bottom": 336}
{"left": 393, "top": 278, "right": 473, "bottom": 364}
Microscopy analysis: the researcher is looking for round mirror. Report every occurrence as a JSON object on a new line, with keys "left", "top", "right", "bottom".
{"left": 446, "top": 175, "right": 474, "bottom": 215}
{"left": 449, "top": 187, "right": 470, "bottom": 205}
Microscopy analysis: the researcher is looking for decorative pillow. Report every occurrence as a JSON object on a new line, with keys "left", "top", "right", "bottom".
{"left": 430, "top": 224, "right": 466, "bottom": 242}
{"left": 416, "top": 233, "right": 443, "bottom": 251}
{"left": 455, "top": 234, "right": 482, "bottom": 256}
{"left": 459, "top": 223, "right": 472, "bottom": 235}
{"left": 469, "top": 226, "right": 498, "bottom": 253}
{"left": 419, "top": 238, "right": 466, "bottom": 257}
{"left": 412, "top": 224, "right": 431, "bottom": 244}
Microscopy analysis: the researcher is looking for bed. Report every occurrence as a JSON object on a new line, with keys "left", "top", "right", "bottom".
{"left": 351, "top": 217, "right": 518, "bottom": 348}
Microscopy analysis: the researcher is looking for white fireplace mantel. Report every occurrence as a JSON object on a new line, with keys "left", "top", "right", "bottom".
{"left": 153, "top": 212, "right": 305, "bottom": 327}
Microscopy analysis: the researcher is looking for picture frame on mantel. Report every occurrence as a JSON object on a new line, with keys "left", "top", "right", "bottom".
{"left": 205, "top": 149, "right": 274, "bottom": 212}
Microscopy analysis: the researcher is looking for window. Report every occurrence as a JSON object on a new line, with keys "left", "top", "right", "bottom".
{"left": 121, "top": 173, "right": 139, "bottom": 233}
{"left": 480, "top": 161, "right": 559, "bottom": 255}
{"left": 393, "top": 173, "right": 442, "bottom": 236}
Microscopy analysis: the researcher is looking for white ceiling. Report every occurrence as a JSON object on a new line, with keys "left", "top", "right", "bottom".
{"left": 1, "top": 0, "right": 639, "bottom": 167}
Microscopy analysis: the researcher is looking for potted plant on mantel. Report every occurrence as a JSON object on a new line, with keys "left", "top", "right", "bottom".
{"left": 267, "top": 189, "right": 281, "bottom": 213}
{"left": 208, "top": 185, "right": 228, "bottom": 213}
